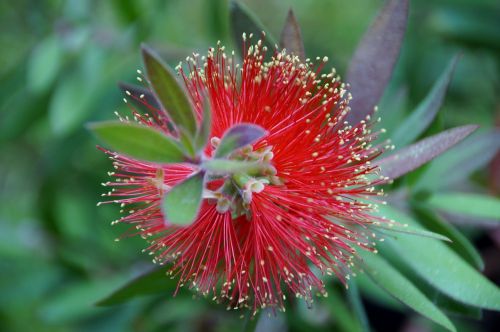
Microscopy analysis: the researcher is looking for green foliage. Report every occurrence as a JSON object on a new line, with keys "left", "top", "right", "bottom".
{"left": 88, "top": 121, "right": 187, "bottom": 163}
{"left": 141, "top": 45, "right": 198, "bottom": 138}
{"left": 360, "top": 250, "right": 456, "bottom": 332}
{"left": 427, "top": 192, "right": 500, "bottom": 220}
{"left": 163, "top": 172, "right": 205, "bottom": 225}
{"left": 1, "top": 0, "right": 499, "bottom": 331}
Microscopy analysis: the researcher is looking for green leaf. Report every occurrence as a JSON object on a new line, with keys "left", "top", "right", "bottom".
{"left": 391, "top": 55, "right": 459, "bottom": 148}
{"left": 27, "top": 35, "right": 63, "bottom": 94}
{"left": 434, "top": 292, "right": 482, "bottom": 319}
{"left": 323, "top": 284, "right": 364, "bottom": 332}
{"left": 411, "top": 201, "right": 484, "bottom": 271}
{"left": 194, "top": 99, "right": 212, "bottom": 151}
{"left": 163, "top": 172, "right": 204, "bottom": 225}
{"left": 378, "top": 125, "right": 478, "bottom": 181}
{"left": 202, "top": 159, "right": 262, "bottom": 174}
{"left": 141, "top": 45, "right": 197, "bottom": 137}
{"left": 375, "top": 218, "right": 451, "bottom": 242}
{"left": 215, "top": 123, "right": 267, "bottom": 158}
{"left": 427, "top": 192, "right": 500, "bottom": 220}
{"left": 50, "top": 72, "right": 95, "bottom": 135}
{"left": 88, "top": 121, "right": 186, "bottom": 163}
{"left": 346, "top": 280, "right": 370, "bottom": 332}
{"left": 360, "top": 251, "right": 456, "bottom": 332}
{"left": 229, "top": 1, "right": 276, "bottom": 56}
{"left": 96, "top": 268, "right": 177, "bottom": 306}
{"left": 279, "top": 9, "right": 305, "bottom": 60}
{"left": 384, "top": 208, "right": 500, "bottom": 310}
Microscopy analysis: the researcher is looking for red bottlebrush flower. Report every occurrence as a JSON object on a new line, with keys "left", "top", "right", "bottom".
{"left": 98, "top": 40, "right": 387, "bottom": 313}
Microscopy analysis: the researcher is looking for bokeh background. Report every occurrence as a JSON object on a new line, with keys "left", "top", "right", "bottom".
{"left": 1, "top": 0, "right": 499, "bottom": 331}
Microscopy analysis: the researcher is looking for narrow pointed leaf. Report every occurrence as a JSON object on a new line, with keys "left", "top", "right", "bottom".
{"left": 360, "top": 251, "right": 456, "bottom": 332}
{"left": 415, "top": 130, "right": 500, "bottom": 190}
{"left": 376, "top": 223, "right": 451, "bottom": 242}
{"left": 118, "top": 82, "right": 160, "bottom": 110}
{"left": 163, "top": 172, "right": 204, "bottom": 225}
{"left": 96, "top": 268, "right": 177, "bottom": 306}
{"left": 377, "top": 125, "right": 478, "bottom": 180}
{"left": 411, "top": 202, "right": 484, "bottom": 271}
{"left": 215, "top": 123, "right": 267, "bottom": 158}
{"left": 427, "top": 192, "right": 500, "bottom": 221}
{"left": 194, "top": 99, "right": 212, "bottom": 151}
{"left": 385, "top": 210, "right": 500, "bottom": 310}
{"left": 346, "top": 280, "right": 370, "bottom": 332}
{"left": 88, "top": 121, "right": 186, "bottom": 163}
{"left": 279, "top": 9, "right": 305, "bottom": 60}
{"left": 141, "top": 45, "right": 197, "bottom": 137}
{"left": 203, "top": 159, "right": 263, "bottom": 174}
{"left": 391, "top": 55, "right": 459, "bottom": 148}
{"left": 230, "top": 1, "right": 276, "bottom": 56}
{"left": 323, "top": 284, "right": 364, "bottom": 332}
{"left": 345, "top": 0, "right": 409, "bottom": 124}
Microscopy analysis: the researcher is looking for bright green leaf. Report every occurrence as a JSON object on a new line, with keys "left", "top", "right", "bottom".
{"left": 360, "top": 251, "right": 456, "bottom": 332}
{"left": 88, "top": 121, "right": 186, "bottom": 163}
{"left": 411, "top": 201, "right": 484, "bottom": 270}
{"left": 163, "top": 172, "right": 204, "bottom": 225}
{"left": 427, "top": 192, "right": 500, "bottom": 220}
{"left": 141, "top": 45, "right": 197, "bottom": 137}
{"left": 384, "top": 208, "right": 500, "bottom": 310}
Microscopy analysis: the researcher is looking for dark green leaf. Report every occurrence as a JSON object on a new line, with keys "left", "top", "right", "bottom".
{"left": 378, "top": 125, "right": 478, "bottom": 180}
{"left": 360, "top": 251, "right": 456, "bottom": 332}
{"left": 427, "top": 192, "right": 500, "bottom": 220}
{"left": 414, "top": 130, "right": 500, "bottom": 191}
{"left": 411, "top": 202, "right": 484, "bottom": 270}
{"left": 215, "top": 123, "right": 266, "bottom": 158}
{"left": 229, "top": 1, "right": 276, "bottom": 56}
{"left": 141, "top": 45, "right": 197, "bottom": 137}
{"left": 391, "top": 55, "right": 459, "bottom": 148}
{"left": 345, "top": 0, "right": 409, "bottom": 124}
{"left": 163, "top": 172, "right": 204, "bottom": 225}
{"left": 434, "top": 292, "right": 482, "bottom": 319}
{"left": 279, "top": 9, "right": 305, "bottom": 60}
{"left": 88, "top": 121, "right": 186, "bottom": 163}
{"left": 96, "top": 268, "right": 177, "bottom": 306}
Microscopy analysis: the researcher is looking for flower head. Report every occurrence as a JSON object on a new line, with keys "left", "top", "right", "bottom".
{"left": 97, "top": 38, "right": 388, "bottom": 313}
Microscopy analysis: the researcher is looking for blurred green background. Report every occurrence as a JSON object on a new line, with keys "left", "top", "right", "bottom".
{"left": 1, "top": 0, "right": 499, "bottom": 331}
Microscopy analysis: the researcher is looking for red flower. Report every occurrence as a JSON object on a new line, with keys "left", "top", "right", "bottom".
{"left": 99, "top": 40, "right": 386, "bottom": 313}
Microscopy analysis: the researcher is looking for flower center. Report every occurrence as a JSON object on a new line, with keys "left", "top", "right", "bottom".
{"left": 208, "top": 137, "right": 282, "bottom": 218}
